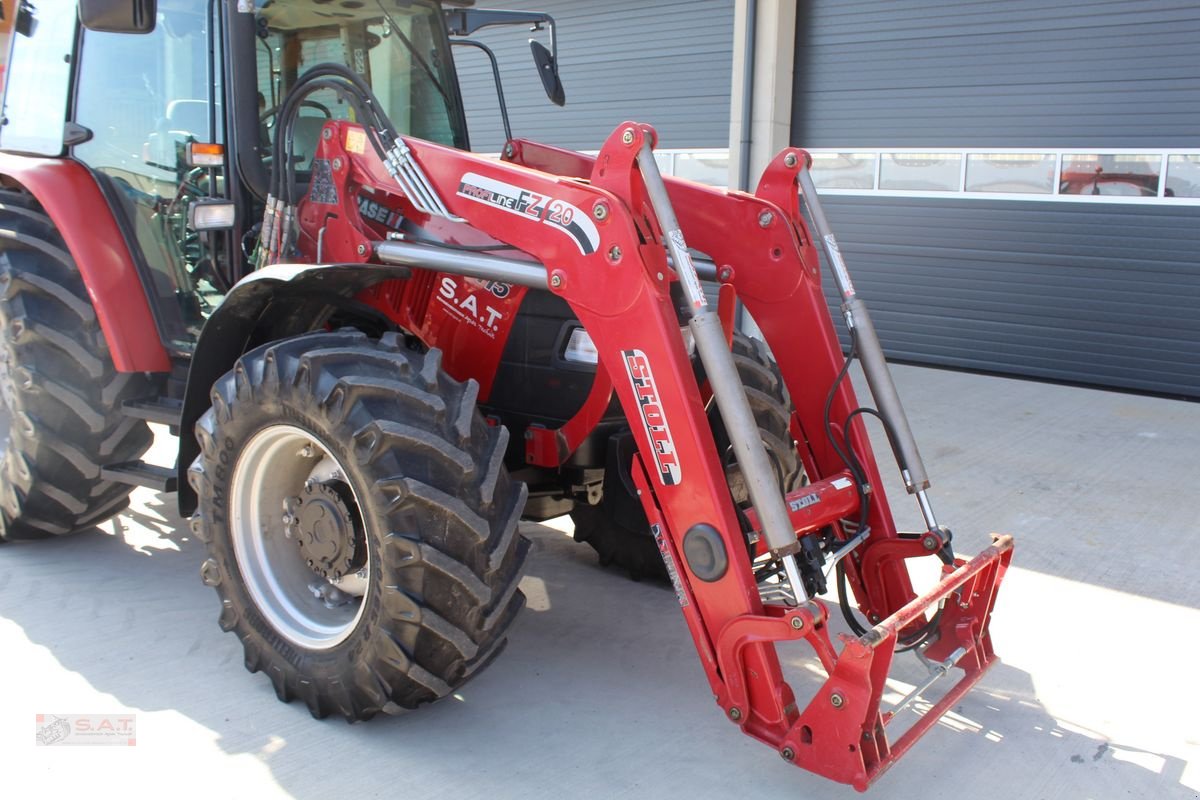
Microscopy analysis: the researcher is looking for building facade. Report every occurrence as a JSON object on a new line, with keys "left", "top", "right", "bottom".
{"left": 455, "top": 0, "right": 1200, "bottom": 398}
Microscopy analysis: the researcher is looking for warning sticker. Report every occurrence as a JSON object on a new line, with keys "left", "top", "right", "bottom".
{"left": 669, "top": 230, "right": 708, "bottom": 310}
{"left": 652, "top": 525, "right": 689, "bottom": 608}
{"left": 345, "top": 128, "right": 368, "bottom": 155}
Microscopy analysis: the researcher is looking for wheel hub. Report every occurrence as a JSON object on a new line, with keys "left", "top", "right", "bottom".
{"left": 285, "top": 481, "right": 365, "bottom": 581}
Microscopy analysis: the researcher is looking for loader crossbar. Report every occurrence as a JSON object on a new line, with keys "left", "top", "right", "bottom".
{"left": 289, "top": 119, "right": 1014, "bottom": 790}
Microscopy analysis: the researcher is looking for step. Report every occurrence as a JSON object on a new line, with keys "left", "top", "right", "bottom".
{"left": 121, "top": 397, "right": 183, "bottom": 428}
{"left": 100, "top": 461, "right": 178, "bottom": 493}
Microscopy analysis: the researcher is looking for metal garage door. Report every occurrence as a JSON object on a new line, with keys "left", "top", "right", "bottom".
{"left": 451, "top": 0, "right": 735, "bottom": 154}
{"left": 791, "top": 1, "right": 1200, "bottom": 397}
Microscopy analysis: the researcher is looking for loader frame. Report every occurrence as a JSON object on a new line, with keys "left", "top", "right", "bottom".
{"left": 278, "top": 117, "right": 1013, "bottom": 790}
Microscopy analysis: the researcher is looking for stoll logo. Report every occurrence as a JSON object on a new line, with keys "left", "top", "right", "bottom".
{"left": 35, "top": 714, "right": 137, "bottom": 746}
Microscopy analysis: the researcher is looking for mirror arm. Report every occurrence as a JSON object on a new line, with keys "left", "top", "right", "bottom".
{"left": 444, "top": 9, "right": 554, "bottom": 38}
{"left": 450, "top": 39, "right": 513, "bottom": 142}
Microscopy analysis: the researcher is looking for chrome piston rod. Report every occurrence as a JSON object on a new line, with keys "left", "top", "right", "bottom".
{"left": 374, "top": 240, "right": 720, "bottom": 287}
{"left": 374, "top": 240, "right": 550, "bottom": 289}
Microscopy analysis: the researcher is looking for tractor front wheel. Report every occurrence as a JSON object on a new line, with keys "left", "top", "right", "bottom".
{"left": 189, "top": 331, "right": 529, "bottom": 719}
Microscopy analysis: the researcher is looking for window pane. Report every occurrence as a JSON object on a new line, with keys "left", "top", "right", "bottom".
{"left": 811, "top": 152, "right": 876, "bottom": 189}
{"left": 1165, "top": 155, "right": 1200, "bottom": 198}
{"left": 74, "top": 1, "right": 215, "bottom": 346}
{"left": 965, "top": 153, "right": 1055, "bottom": 194}
{"left": 673, "top": 152, "right": 729, "bottom": 187}
{"left": 1059, "top": 154, "right": 1160, "bottom": 197}
{"left": 879, "top": 153, "right": 961, "bottom": 191}
{"left": 256, "top": 0, "right": 467, "bottom": 158}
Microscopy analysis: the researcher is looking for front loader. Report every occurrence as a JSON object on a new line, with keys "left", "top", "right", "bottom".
{"left": 0, "top": 0, "right": 1013, "bottom": 790}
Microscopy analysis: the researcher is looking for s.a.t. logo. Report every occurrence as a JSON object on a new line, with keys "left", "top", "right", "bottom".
{"left": 437, "top": 277, "right": 505, "bottom": 337}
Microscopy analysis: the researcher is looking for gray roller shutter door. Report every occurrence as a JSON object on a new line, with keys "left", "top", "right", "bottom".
{"left": 452, "top": 0, "right": 734, "bottom": 153}
{"left": 791, "top": 1, "right": 1200, "bottom": 397}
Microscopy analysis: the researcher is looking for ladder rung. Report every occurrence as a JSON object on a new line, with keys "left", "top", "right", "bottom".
{"left": 100, "top": 461, "right": 178, "bottom": 493}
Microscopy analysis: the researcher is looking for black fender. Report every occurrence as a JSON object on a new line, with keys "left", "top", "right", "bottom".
{"left": 177, "top": 263, "right": 409, "bottom": 516}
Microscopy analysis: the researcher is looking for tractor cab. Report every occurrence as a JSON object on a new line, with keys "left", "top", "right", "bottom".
{"left": 74, "top": 0, "right": 471, "bottom": 352}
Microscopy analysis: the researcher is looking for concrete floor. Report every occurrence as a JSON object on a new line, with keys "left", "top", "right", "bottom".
{"left": 1, "top": 363, "right": 1198, "bottom": 799}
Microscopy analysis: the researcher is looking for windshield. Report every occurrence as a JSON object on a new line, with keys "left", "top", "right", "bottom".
{"left": 255, "top": 0, "right": 467, "bottom": 156}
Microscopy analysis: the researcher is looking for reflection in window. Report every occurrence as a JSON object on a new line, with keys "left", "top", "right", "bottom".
{"left": 879, "top": 153, "right": 962, "bottom": 191}
{"left": 1165, "top": 155, "right": 1200, "bottom": 198}
{"left": 1059, "top": 154, "right": 1160, "bottom": 197}
{"left": 966, "top": 153, "right": 1054, "bottom": 194}
{"left": 811, "top": 152, "right": 876, "bottom": 189}
{"left": 673, "top": 152, "right": 730, "bottom": 187}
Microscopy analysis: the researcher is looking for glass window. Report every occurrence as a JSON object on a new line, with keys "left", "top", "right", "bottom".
{"left": 1059, "top": 154, "right": 1160, "bottom": 197}
{"left": 879, "top": 153, "right": 962, "bottom": 192}
{"left": 1165, "top": 155, "right": 1200, "bottom": 198}
{"left": 0, "top": 0, "right": 15, "bottom": 94}
{"left": 810, "top": 152, "right": 876, "bottom": 190}
{"left": 74, "top": 1, "right": 217, "bottom": 348}
{"left": 965, "top": 153, "right": 1055, "bottom": 194}
{"left": 255, "top": 0, "right": 466, "bottom": 164}
{"left": 0, "top": 0, "right": 75, "bottom": 156}
{"left": 673, "top": 152, "right": 729, "bottom": 187}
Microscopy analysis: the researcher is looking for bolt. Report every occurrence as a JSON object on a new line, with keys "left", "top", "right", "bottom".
{"left": 621, "top": 128, "right": 635, "bottom": 145}
{"left": 790, "top": 616, "right": 804, "bottom": 630}
{"left": 728, "top": 707, "right": 742, "bottom": 722}
{"left": 322, "top": 128, "right": 332, "bottom": 140}
{"left": 332, "top": 157, "right": 343, "bottom": 171}
{"left": 608, "top": 245, "right": 622, "bottom": 262}
{"left": 357, "top": 244, "right": 367, "bottom": 256}
{"left": 593, "top": 202, "right": 609, "bottom": 221}
{"left": 656, "top": 272, "right": 664, "bottom": 281}
{"left": 282, "top": 513, "right": 294, "bottom": 526}
{"left": 550, "top": 274, "right": 563, "bottom": 289}
{"left": 356, "top": 569, "right": 367, "bottom": 579}
{"left": 306, "top": 559, "right": 315, "bottom": 568}
{"left": 784, "top": 153, "right": 799, "bottom": 168}
{"left": 758, "top": 211, "right": 775, "bottom": 228}
{"left": 923, "top": 535, "right": 939, "bottom": 552}
{"left": 718, "top": 267, "right": 732, "bottom": 282}
{"left": 830, "top": 692, "right": 845, "bottom": 709}
{"left": 780, "top": 746, "right": 795, "bottom": 762}
{"left": 503, "top": 142, "right": 515, "bottom": 158}
{"left": 300, "top": 444, "right": 315, "bottom": 458}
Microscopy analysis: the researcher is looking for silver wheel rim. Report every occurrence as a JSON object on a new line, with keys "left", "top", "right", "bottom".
{"left": 229, "top": 425, "right": 369, "bottom": 650}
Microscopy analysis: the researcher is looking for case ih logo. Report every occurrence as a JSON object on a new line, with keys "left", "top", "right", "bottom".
{"left": 456, "top": 172, "right": 600, "bottom": 255}
{"left": 622, "top": 350, "right": 681, "bottom": 486}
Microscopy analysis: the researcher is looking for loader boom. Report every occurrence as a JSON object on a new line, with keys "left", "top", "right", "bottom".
{"left": 275, "top": 117, "right": 1014, "bottom": 790}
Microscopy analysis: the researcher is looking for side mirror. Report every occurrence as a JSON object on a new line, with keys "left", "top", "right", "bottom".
{"left": 78, "top": 0, "right": 157, "bottom": 34}
{"left": 530, "top": 40, "right": 565, "bottom": 107}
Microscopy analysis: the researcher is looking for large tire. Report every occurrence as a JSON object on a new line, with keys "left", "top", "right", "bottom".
{"left": 0, "top": 188, "right": 154, "bottom": 541}
{"left": 189, "top": 330, "right": 529, "bottom": 720}
{"left": 572, "top": 332, "right": 804, "bottom": 580}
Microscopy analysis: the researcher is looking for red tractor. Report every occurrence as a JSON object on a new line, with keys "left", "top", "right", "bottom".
{"left": 0, "top": 0, "right": 1012, "bottom": 790}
